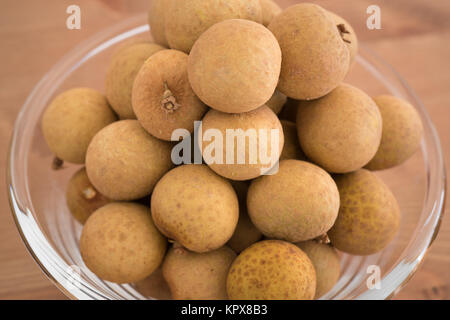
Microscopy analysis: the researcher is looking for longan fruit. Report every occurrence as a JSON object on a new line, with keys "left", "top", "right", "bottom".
{"left": 151, "top": 164, "right": 239, "bottom": 253}
{"left": 165, "top": 0, "right": 262, "bottom": 53}
{"left": 268, "top": 3, "right": 350, "bottom": 100}
{"left": 132, "top": 49, "right": 207, "bottom": 141}
{"left": 80, "top": 203, "right": 167, "bottom": 283}
{"left": 297, "top": 84, "right": 382, "bottom": 173}
{"left": 297, "top": 241, "right": 341, "bottom": 299}
{"left": 227, "top": 240, "right": 316, "bottom": 300}
{"left": 148, "top": 0, "right": 169, "bottom": 47}
{"left": 66, "top": 167, "right": 111, "bottom": 224}
{"left": 105, "top": 42, "right": 164, "bottom": 119}
{"left": 85, "top": 120, "right": 173, "bottom": 201}
{"left": 247, "top": 160, "right": 340, "bottom": 242}
{"left": 199, "top": 106, "right": 284, "bottom": 181}
{"left": 280, "top": 120, "right": 306, "bottom": 161}
{"left": 188, "top": 19, "right": 281, "bottom": 113}
{"left": 42, "top": 88, "right": 117, "bottom": 164}
{"left": 260, "top": 0, "right": 282, "bottom": 27}
{"left": 365, "top": 95, "right": 424, "bottom": 170}
{"left": 328, "top": 169, "right": 401, "bottom": 255}
{"left": 162, "top": 246, "right": 236, "bottom": 300}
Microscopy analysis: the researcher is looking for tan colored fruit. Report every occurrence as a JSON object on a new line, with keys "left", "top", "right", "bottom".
{"left": 280, "top": 120, "right": 306, "bottom": 161}
{"left": 297, "top": 84, "right": 382, "bottom": 173}
{"left": 132, "top": 49, "right": 207, "bottom": 141}
{"left": 227, "top": 181, "right": 262, "bottom": 253}
{"left": 328, "top": 11, "right": 358, "bottom": 64}
{"left": 260, "top": 0, "right": 282, "bottom": 27}
{"left": 105, "top": 42, "right": 164, "bottom": 119}
{"left": 366, "top": 95, "right": 424, "bottom": 170}
{"left": 266, "top": 90, "right": 287, "bottom": 115}
{"left": 86, "top": 120, "right": 173, "bottom": 201}
{"left": 151, "top": 164, "right": 239, "bottom": 253}
{"left": 227, "top": 240, "right": 316, "bottom": 300}
{"left": 165, "top": 0, "right": 263, "bottom": 53}
{"left": 296, "top": 241, "right": 341, "bottom": 299}
{"left": 134, "top": 267, "right": 172, "bottom": 300}
{"left": 200, "top": 106, "right": 284, "bottom": 181}
{"left": 328, "top": 169, "right": 401, "bottom": 255}
{"left": 163, "top": 246, "right": 236, "bottom": 299}
{"left": 80, "top": 202, "right": 167, "bottom": 283}
{"left": 188, "top": 19, "right": 281, "bottom": 113}
{"left": 248, "top": 160, "right": 340, "bottom": 242}
{"left": 66, "top": 167, "right": 111, "bottom": 224}
{"left": 268, "top": 3, "right": 350, "bottom": 100}
{"left": 148, "top": 0, "right": 169, "bottom": 47}
{"left": 42, "top": 88, "right": 117, "bottom": 164}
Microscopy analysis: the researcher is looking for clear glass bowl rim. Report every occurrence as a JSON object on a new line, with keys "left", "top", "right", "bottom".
{"left": 6, "top": 14, "right": 447, "bottom": 300}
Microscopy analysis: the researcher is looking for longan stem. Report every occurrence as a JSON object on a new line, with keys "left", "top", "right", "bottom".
{"left": 82, "top": 187, "right": 97, "bottom": 200}
{"left": 52, "top": 157, "right": 64, "bottom": 170}
{"left": 337, "top": 24, "right": 351, "bottom": 44}
{"left": 161, "top": 83, "right": 181, "bottom": 113}
{"left": 315, "top": 233, "right": 331, "bottom": 244}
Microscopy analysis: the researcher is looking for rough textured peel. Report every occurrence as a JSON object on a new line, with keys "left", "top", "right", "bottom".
{"left": 268, "top": 3, "right": 350, "bottom": 100}
{"left": 247, "top": 160, "right": 340, "bottom": 242}
{"left": 80, "top": 203, "right": 167, "bottom": 283}
{"left": 151, "top": 165, "right": 239, "bottom": 253}
{"left": 188, "top": 19, "right": 281, "bottom": 113}
{"left": 42, "top": 88, "right": 117, "bottom": 164}
{"left": 86, "top": 120, "right": 173, "bottom": 201}
{"left": 328, "top": 169, "right": 401, "bottom": 255}
{"left": 227, "top": 240, "right": 316, "bottom": 300}
{"left": 297, "top": 84, "right": 382, "bottom": 173}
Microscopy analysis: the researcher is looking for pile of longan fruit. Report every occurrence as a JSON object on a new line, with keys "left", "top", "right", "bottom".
{"left": 42, "top": 1, "right": 424, "bottom": 300}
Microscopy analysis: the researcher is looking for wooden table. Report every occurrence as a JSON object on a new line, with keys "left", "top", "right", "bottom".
{"left": 0, "top": 0, "right": 448, "bottom": 300}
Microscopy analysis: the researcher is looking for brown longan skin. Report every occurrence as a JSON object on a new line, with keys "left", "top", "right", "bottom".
{"left": 260, "top": 0, "right": 282, "bottom": 27}
{"left": 200, "top": 106, "right": 284, "bottom": 181}
{"left": 42, "top": 88, "right": 117, "bottom": 164}
{"left": 268, "top": 3, "right": 350, "bottom": 100}
{"left": 297, "top": 84, "right": 382, "bottom": 173}
{"left": 80, "top": 203, "right": 167, "bottom": 284}
{"left": 280, "top": 120, "right": 306, "bottom": 161}
{"left": 151, "top": 164, "right": 239, "bottom": 253}
{"left": 365, "top": 95, "right": 424, "bottom": 170}
{"left": 247, "top": 160, "right": 340, "bottom": 242}
{"left": 165, "top": 0, "right": 263, "bottom": 53}
{"left": 132, "top": 49, "right": 207, "bottom": 141}
{"left": 66, "top": 167, "right": 112, "bottom": 224}
{"left": 86, "top": 120, "right": 173, "bottom": 201}
{"left": 162, "top": 246, "right": 236, "bottom": 300}
{"left": 296, "top": 241, "right": 341, "bottom": 299}
{"left": 328, "top": 169, "right": 401, "bottom": 256}
{"left": 105, "top": 42, "right": 164, "bottom": 119}
{"left": 188, "top": 19, "right": 281, "bottom": 114}
{"left": 227, "top": 181, "right": 263, "bottom": 253}
{"left": 227, "top": 240, "right": 316, "bottom": 300}
{"left": 148, "top": 0, "right": 169, "bottom": 47}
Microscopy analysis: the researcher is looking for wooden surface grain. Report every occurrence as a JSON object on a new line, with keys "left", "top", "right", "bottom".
{"left": 0, "top": 0, "right": 448, "bottom": 300}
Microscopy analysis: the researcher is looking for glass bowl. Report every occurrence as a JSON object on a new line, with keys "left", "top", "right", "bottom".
{"left": 7, "top": 14, "right": 446, "bottom": 300}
